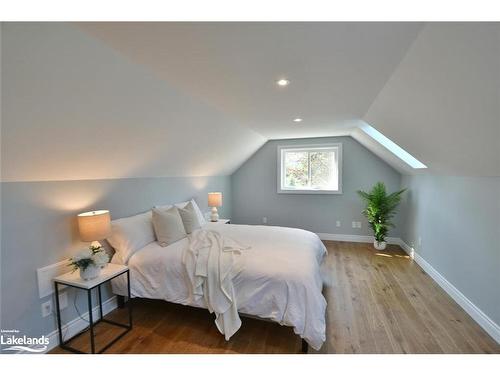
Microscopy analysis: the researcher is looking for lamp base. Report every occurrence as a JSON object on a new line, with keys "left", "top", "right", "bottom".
{"left": 90, "top": 241, "right": 102, "bottom": 250}
{"left": 210, "top": 207, "right": 219, "bottom": 222}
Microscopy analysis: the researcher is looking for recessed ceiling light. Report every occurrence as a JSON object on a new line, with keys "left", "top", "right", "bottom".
{"left": 293, "top": 118, "right": 303, "bottom": 123}
{"left": 276, "top": 79, "right": 290, "bottom": 87}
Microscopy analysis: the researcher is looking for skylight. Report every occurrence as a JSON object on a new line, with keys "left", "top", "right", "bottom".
{"left": 359, "top": 123, "right": 427, "bottom": 169}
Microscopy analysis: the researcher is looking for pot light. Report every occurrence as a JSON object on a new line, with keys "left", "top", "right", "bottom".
{"left": 276, "top": 79, "right": 290, "bottom": 87}
{"left": 293, "top": 118, "right": 303, "bottom": 123}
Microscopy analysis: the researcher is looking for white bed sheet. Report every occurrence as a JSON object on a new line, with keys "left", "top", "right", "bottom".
{"left": 111, "top": 223, "right": 327, "bottom": 349}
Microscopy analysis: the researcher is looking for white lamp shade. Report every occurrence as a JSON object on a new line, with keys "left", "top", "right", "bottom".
{"left": 77, "top": 210, "right": 111, "bottom": 242}
{"left": 208, "top": 192, "right": 222, "bottom": 207}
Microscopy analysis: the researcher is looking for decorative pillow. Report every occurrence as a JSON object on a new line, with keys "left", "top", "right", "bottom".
{"left": 107, "top": 211, "right": 155, "bottom": 265}
{"left": 152, "top": 207, "right": 187, "bottom": 247}
{"left": 178, "top": 201, "right": 202, "bottom": 234}
{"left": 156, "top": 198, "right": 207, "bottom": 226}
{"left": 186, "top": 199, "right": 207, "bottom": 226}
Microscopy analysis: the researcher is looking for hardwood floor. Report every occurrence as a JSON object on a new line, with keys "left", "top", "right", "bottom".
{"left": 50, "top": 241, "right": 500, "bottom": 354}
{"left": 50, "top": 299, "right": 301, "bottom": 354}
{"left": 321, "top": 241, "right": 498, "bottom": 353}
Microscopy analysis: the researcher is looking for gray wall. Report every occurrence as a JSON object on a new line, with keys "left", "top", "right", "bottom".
{"left": 400, "top": 174, "right": 500, "bottom": 326}
{"left": 0, "top": 176, "right": 231, "bottom": 339}
{"left": 231, "top": 136, "right": 402, "bottom": 236}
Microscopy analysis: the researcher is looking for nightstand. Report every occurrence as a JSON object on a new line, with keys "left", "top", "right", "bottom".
{"left": 213, "top": 219, "right": 230, "bottom": 224}
{"left": 53, "top": 263, "right": 132, "bottom": 354}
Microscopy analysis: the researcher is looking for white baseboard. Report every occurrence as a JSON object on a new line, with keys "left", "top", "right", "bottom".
{"left": 45, "top": 295, "right": 118, "bottom": 352}
{"left": 398, "top": 240, "right": 415, "bottom": 259}
{"left": 398, "top": 240, "right": 500, "bottom": 344}
{"left": 317, "top": 232, "right": 400, "bottom": 245}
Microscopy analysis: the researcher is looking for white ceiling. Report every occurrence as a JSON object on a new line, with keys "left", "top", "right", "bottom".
{"left": 79, "top": 22, "right": 500, "bottom": 176}
{"left": 78, "top": 22, "right": 423, "bottom": 140}
{"left": 1, "top": 23, "right": 266, "bottom": 182}
{"left": 2, "top": 22, "right": 498, "bottom": 181}
{"left": 365, "top": 23, "right": 500, "bottom": 176}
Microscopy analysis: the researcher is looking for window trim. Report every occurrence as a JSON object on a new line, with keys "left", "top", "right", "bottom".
{"left": 276, "top": 143, "right": 343, "bottom": 195}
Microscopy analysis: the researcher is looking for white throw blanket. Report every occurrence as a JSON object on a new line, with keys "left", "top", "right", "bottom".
{"left": 182, "top": 229, "right": 250, "bottom": 340}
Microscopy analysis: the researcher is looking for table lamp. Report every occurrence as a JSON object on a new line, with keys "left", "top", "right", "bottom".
{"left": 207, "top": 192, "right": 222, "bottom": 222}
{"left": 77, "top": 210, "right": 111, "bottom": 249}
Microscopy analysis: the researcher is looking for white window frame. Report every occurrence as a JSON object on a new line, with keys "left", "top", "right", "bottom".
{"left": 277, "top": 143, "right": 343, "bottom": 194}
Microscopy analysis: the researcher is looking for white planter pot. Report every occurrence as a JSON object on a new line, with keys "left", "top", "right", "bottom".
{"left": 79, "top": 264, "right": 101, "bottom": 281}
{"left": 374, "top": 240, "right": 387, "bottom": 250}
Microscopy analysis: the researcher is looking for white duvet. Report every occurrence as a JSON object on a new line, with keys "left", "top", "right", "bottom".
{"left": 111, "top": 223, "right": 327, "bottom": 350}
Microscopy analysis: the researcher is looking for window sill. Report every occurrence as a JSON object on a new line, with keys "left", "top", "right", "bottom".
{"left": 277, "top": 189, "right": 343, "bottom": 195}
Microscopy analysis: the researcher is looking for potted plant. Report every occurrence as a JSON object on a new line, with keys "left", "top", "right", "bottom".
{"left": 68, "top": 244, "right": 109, "bottom": 280}
{"left": 357, "top": 182, "right": 405, "bottom": 250}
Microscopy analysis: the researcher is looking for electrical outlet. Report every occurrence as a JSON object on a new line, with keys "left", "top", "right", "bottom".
{"left": 41, "top": 300, "right": 52, "bottom": 317}
{"left": 262, "top": 217, "right": 267, "bottom": 224}
{"left": 336, "top": 220, "right": 341, "bottom": 227}
{"left": 357, "top": 221, "right": 362, "bottom": 228}
{"left": 58, "top": 292, "right": 68, "bottom": 310}
{"left": 352, "top": 221, "right": 356, "bottom": 228}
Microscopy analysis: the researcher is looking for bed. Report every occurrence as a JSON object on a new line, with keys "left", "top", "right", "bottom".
{"left": 109, "top": 217, "right": 327, "bottom": 351}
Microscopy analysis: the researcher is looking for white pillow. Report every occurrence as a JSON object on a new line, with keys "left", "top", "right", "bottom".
{"left": 178, "top": 201, "right": 202, "bottom": 234}
{"left": 107, "top": 211, "right": 155, "bottom": 264}
{"left": 152, "top": 207, "right": 187, "bottom": 247}
{"left": 156, "top": 198, "right": 206, "bottom": 226}
{"left": 184, "top": 199, "right": 207, "bottom": 226}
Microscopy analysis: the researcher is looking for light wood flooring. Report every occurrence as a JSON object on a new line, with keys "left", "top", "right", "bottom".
{"left": 51, "top": 241, "right": 500, "bottom": 354}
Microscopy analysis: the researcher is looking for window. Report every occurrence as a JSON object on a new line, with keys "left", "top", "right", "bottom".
{"left": 277, "top": 143, "right": 342, "bottom": 194}
{"left": 358, "top": 122, "right": 427, "bottom": 169}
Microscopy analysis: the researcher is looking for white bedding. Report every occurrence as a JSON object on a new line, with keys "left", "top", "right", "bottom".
{"left": 111, "top": 222, "right": 327, "bottom": 350}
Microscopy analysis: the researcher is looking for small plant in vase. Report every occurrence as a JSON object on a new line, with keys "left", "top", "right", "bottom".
{"left": 69, "top": 244, "right": 109, "bottom": 281}
{"left": 357, "top": 182, "right": 405, "bottom": 250}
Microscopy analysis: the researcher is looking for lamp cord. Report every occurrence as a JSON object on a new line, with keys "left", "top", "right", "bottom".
{"left": 74, "top": 289, "right": 90, "bottom": 323}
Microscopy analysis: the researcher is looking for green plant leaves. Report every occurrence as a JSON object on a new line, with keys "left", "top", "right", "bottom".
{"left": 357, "top": 182, "right": 405, "bottom": 243}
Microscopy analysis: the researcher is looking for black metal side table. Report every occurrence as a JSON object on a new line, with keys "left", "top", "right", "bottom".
{"left": 53, "top": 264, "right": 132, "bottom": 354}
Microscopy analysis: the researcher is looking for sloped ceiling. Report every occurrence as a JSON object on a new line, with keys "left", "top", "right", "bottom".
{"left": 364, "top": 23, "right": 500, "bottom": 177}
{"left": 1, "top": 23, "right": 265, "bottom": 182}
{"left": 1, "top": 22, "right": 423, "bottom": 182}
{"left": 2, "top": 22, "right": 498, "bottom": 182}
{"left": 78, "top": 22, "right": 423, "bottom": 140}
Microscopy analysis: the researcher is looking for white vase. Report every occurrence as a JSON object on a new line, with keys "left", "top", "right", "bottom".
{"left": 374, "top": 240, "right": 387, "bottom": 250}
{"left": 80, "top": 264, "right": 101, "bottom": 281}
